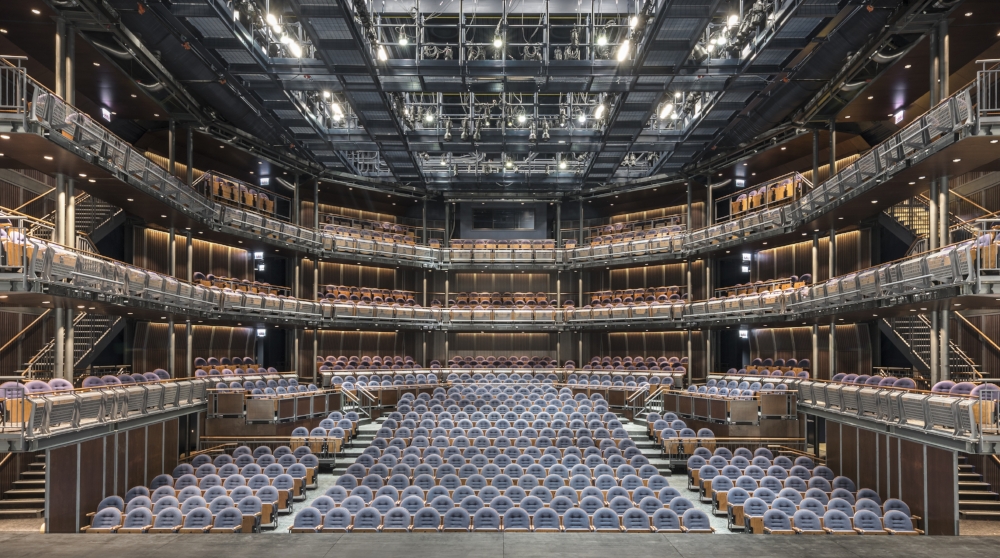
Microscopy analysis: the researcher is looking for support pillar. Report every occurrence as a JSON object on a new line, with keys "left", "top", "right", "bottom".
{"left": 930, "top": 27, "right": 940, "bottom": 106}
{"left": 578, "top": 199, "right": 584, "bottom": 244}
{"left": 555, "top": 202, "right": 562, "bottom": 245}
{"left": 811, "top": 234, "right": 819, "bottom": 282}
{"left": 54, "top": 308, "right": 65, "bottom": 380}
{"left": 940, "top": 309, "right": 950, "bottom": 380}
{"left": 421, "top": 198, "right": 428, "bottom": 245}
{"left": 294, "top": 260, "right": 301, "bottom": 299}
{"left": 314, "top": 262, "right": 319, "bottom": 302}
{"left": 812, "top": 129, "right": 820, "bottom": 183}
{"left": 929, "top": 311, "right": 939, "bottom": 385}
{"left": 186, "top": 126, "right": 194, "bottom": 185}
{"left": 939, "top": 19, "right": 949, "bottom": 101}
{"left": 186, "top": 232, "right": 193, "bottom": 283}
{"left": 168, "top": 316, "right": 175, "bottom": 378}
{"left": 55, "top": 19, "right": 66, "bottom": 99}
{"left": 168, "top": 226, "right": 176, "bottom": 277}
{"left": 686, "top": 330, "right": 693, "bottom": 387}
{"left": 705, "top": 178, "right": 712, "bottom": 225}
{"left": 312, "top": 328, "right": 319, "bottom": 385}
{"left": 64, "top": 309, "right": 74, "bottom": 381}
{"left": 811, "top": 324, "right": 819, "bottom": 379}
{"left": 293, "top": 175, "right": 300, "bottom": 226}
{"left": 168, "top": 119, "right": 176, "bottom": 177}
{"left": 939, "top": 175, "right": 949, "bottom": 247}
{"left": 686, "top": 182, "right": 693, "bottom": 229}
{"left": 67, "top": 178, "right": 75, "bottom": 248}
{"left": 55, "top": 174, "right": 67, "bottom": 246}
{"left": 829, "top": 227, "right": 836, "bottom": 280}
{"left": 829, "top": 317, "right": 836, "bottom": 377}
{"left": 444, "top": 203, "right": 451, "bottom": 248}
{"left": 829, "top": 119, "right": 837, "bottom": 176}
{"left": 929, "top": 181, "right": 939, "bottom": 251}
{"left": 314, "top": 178, "right": 320, "bottom": 230}
{"left": 293, "top": 329, "right": 300, "bottom": 378}
{"left": 186, "top": 320, "right": 192, "bottom": 378}
{"left": 705, "top": 328, "right": 712, "bottom": 377}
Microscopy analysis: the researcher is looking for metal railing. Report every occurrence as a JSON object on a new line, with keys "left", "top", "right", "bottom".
{"left": 882, "top": 315, "right": 981, "bottom": 380}
{"left": 193, "top": 171, "right": 292, "bottom": 222}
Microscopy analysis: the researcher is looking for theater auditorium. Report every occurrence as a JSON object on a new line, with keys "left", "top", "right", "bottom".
{"left": 0, "top": 0, "right": 999, "bottom": 555}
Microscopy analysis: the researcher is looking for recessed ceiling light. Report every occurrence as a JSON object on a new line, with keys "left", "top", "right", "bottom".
{"left": 838, "top": 217, "right": 843, "bottom": 220}
{"left": 953, "top": 158, "right": 961, "bottom": 162}
{"left": 845, "top": 115, "right": 851, "bottom": 119}
{"left": 780, "top": 147, "right": 786, "bottom": 150}
{"left": 42, "top": 301, "right": 49, "bottom": 304}
{"left": 78, "top": 173, "right": 86, "bottom": 178}
{"left": 219, "top": 145, "right": 224, "bottom": 148}
{"left": 31, "top": 9, "right": 41, "bottom": 14}
{"left": 904, "top": 64, "right": 911, "bottom": 69}
{"left": 88, "top": 179, "right": 95, "bottom": 183}
{"left": 918, "top": 176, "right": 925, "bottom": 179}
{"left": 131, "top": 94, "right": 137, "bottom": 98}
{"left": 127, "top": 198, "right": 134, "bottom": 202}
{"left": 0, "top": 134, "right": 8, "bottom": 139}
{"left": 992, "top": 140, "right": 999, "bottom": 144}
{"left": 966, "top": 12, "right": 973, "bottom": 16}
{"left": 43, "top": 155, "right": 53, "bottom": 160}
{"left": 908, "top": 181, "right": 915, "bottom": 185}
{"left": 0, "top": 29, "right": 6, "bottom": 34}
{"left": 871, "top": 200, "right": 878, "bottom": 204}
{"left": 160, "top": 214, "right": 167, "bottom": 218}
{"left": 867, "top": 96, "right": 874, "bottom": 100}
{"left": 154, "top": 113, "right": 160, "bottom": 117}
{"left": 93, "top": 62, "right": 100, "bottom": 67}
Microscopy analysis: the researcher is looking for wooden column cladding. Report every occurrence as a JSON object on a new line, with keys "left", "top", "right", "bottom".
{"left": 754, "top": 230, "right": 870, "bottom": 282}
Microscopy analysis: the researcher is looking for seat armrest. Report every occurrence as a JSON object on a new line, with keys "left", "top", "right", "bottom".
{"left": 679, "top": 526, "right": 689, "bottom": 533}
{"left": 792, "top": 527, "right": 803, "bottom": 534}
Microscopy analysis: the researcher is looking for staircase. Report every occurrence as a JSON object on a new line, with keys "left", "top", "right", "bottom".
{"left": 0, "top": 453, "right": 45, "bottom": 519}
{"left": 883, "top": 194, "right": 987, "bottom": 256}
{"left": 27, "top": 193, "right": 123, "bottom": 253}
{"left": 18, "top": 313, "right": 125, "bottom": 380}
{"left": 879, "top": 316, "right": 982, "bottom": 380}
{"left": 958, "top": 455, "right": 1000, "bottom": 520}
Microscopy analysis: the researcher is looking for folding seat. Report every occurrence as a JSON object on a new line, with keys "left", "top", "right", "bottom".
{"left": 857, "top": 488, "right": 881, "bottom": 504}
{"left": 812, "top": 465, "right": 835, "bottom": 481}
{"left": 791, "top": 510, "right": 825, "bottom": 534}
{"left": 608, "top": 496, "right": 633, "bottom": 516}
{"left": 852, "top": 509, "right": 887, "bottom": 535}
{"left": 82, "top": 508, "right": 123, "bottom": 534}
{"left": 856, "top": 498, "right": 881, "bottom": 514}
{"left": 828, "top": 498, "right": 855, "bottom": 516}
{"left": 177, "top": 508, "right": 214, "bottom": 533}
{"left": 148, "top": 508, "right": 184, "bottom": 533}
{"left": 831, "top": 489, "right": 856, "bottom": 505}
{"left": 808, "top": 476, "right": 832, "bottom": 492}
{"left": 590, "top": 507, "right": 620, "bottom": 532}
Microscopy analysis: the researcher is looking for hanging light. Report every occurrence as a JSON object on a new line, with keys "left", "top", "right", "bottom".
{"left": 424, "top": 108, "right": 435, "bottom": 123}
{"left": 288, "top": 40, "right": 303, "bottom": 58}
{"left": 398, "top": 25, "right": 409, "bottom": 46}
{"left": 440, "top": 153, "right": 448, "bottom": 166}
{"left": 493, "top": 30, "right": 503, "bottom": 48}
{"left": 266, "top": 13, "right": 281, "bottom": 34}
{"left": 331, "top": 101, "right": 344, "bottom": 121}
{"left": 377, "top": 45, "right": 388, "bottom": 61}
{"left": 577, "top": 111, "right": 586, "bottom": 124}
{"left": 504, "top": 156, "right": 513, "bottom": 169}
{"left": 594, "top": 104, "right": 606, "bottom": 119}
{"left": 617, "top": 39, "right": 630, "bottom": 61}
{"left": 558, "top": 155, "right": 567, "bottom": 170}
{"left": 517, "top": 113, "right": 526, "bottom": 124}
{"left": 596, "top": 30, "right": 608, "bottom": 46}
{"left": 728, "top": 14, "right": 740, "bottom": 28}
{"left": 322, "top": 91, "right": 331, "bottom": 98}
{"left": 629, "top": 16, "right": 639, "bottom": 29}
{"left": 658, "top": 102, "right": 674, "bottom": 119}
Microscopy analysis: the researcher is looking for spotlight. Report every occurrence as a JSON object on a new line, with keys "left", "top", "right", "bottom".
{"left": 617, "top": 39, "right": 630, "bottom": 61}
{"left": 596, "top": 31, "right": 608, "bottom": 46}
{"left": 377, "top": 45, "right": 387, "bottom": 61}
{"left": 517, "top": 113, "right": 526, "bottom": 124}
{"left": 728, "top": 14, "right": 739, "bottom": 27}
{"left": 658, "top": 102, "right": 673, "bottom": 119}
{"left": 398, "top": 25, "right": 409, "bottom": 46}
{"left": 493, "top": 31, "right": 503, "bottom": 48}
{"left": 577, "top": 111, "right": 586, "bottom": 124}
{"left": 594, "top": 104, "right": 606, "bottom": 119}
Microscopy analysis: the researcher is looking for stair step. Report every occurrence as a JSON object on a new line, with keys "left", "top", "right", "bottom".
{"left": 12, "top": 480, "right": 45, "bottom": 488}
{"left": 3, "top": 488, "right": 45, "bottom": 498}
{"left": 0, "top": 509, "right": 44, "bottom": 519}
{"left": 28, "top": 462, "right": 46, "bottom": 470}
{"left": 0, "top": 499, "right": 45, "bottom": 510}
{"left": 958, "top": 463, "right": 973, "bottom": 471}
{"left": 20, "top": 471, "right": 45, "bottom": 479}
{"left": 959, "top": 500, "right": 1000, "bottom": 510}
{"left": 959, "top": 472, "right": 983, "bottom": 481}
{"left": 958, "top": 490, "right": 999, "bottom": 500}
{"left": 959, "top": 481, "right": 993, "bottom": 489}
{"left": 959, "top": 510, "right": 1000, "bottom": 520}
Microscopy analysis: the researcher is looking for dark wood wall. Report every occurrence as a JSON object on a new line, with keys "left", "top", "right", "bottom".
{"left": 754, "top": 230, "right": 871, "bottom": 282}
{"left": 46, "top": 417, "right": 183, "bottom": 533}
{"left": 131, "top": 324, "right": 256, "bottom": 375}
{"left": 750, "top": 324, "right": 871, "bottom": 380}
{"left": 133, "top": 227, "right": 250, "bottom": 281}
{"left": 825, "top": 420, "right": 957, "bottom": 536}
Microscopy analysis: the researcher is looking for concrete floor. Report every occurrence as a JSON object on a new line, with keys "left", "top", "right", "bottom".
{"left": 1, "top": 532, "right": 998, "bottom": 558}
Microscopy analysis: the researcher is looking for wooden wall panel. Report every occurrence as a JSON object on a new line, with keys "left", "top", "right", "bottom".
{"left": 751, "top": 324, "right": 870, "bottom": 380}
{"left": 826, "top": 421, "right": 841, "bottom": 475}
{"left": 318, "top": 262, "right": 400, "bottom": 292}
{"left": 877, "top": 433, "right": 889, "bottom": 502}
{"left": 47, "top": 444, "right": 78, "bottom": 533}
{"left": 0, "top": 310, "right": 52, "bottom": 381}
{"left": 126, "top": 427, "right": 147, "bottom": 489}
{"left": 841, "top": 424, "right": 858, "bottom": 482}
{"left": 448, "top": 332, "right": 556, "bottom": 359}
{"left": 105, "top": 436, "right": 116, "bottom": 499}
{"left": 133, "top": 227, "right": 250, "bottom": 280}
{"left": 132, "top": 324, "right": 255, "bottom": 376}
{"left": 164, "top": 418, "right": 180, "bottom": 473}
{"left": 857, "top": 428, "right": 878, "bottom": 495}
{"left": 146, "top": 422, "right": 164, "bottom": 483}
{"left": 604, "top": 264, "right": 687, "bottom": 293}
{"left": 899, "top": 440, "right": 926, "bottom": 530}
{"left": 78, "top": 438, "right": 104, "bottom": 532}
{"left": 116, "top": 432, "right": 126, "bottom": 496}
{"left": 889, "top": 436, "right": 900, "bottom": 500}
{"left": 445, "top": 273, "right": 557, "bottom": 299}
{"left": 307, "top": 330, "right": 405, "bottom": 359}
{"left": 925, "top": 446, "right": 957, "bottom": 536}
{"left": 753, "top": 230, "right": 870, "bottom": 282}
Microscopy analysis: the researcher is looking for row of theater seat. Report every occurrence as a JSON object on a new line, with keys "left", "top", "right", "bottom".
{"left": 681, "top": 445, "right": 921, "bottom": 534}
{"left": 576, "top": 225, "right": 686, "bottom": 251}
{"left": 282, "top": 385, "right": 722, "bottom": 532}
{"left": 192, "top": 273, "right": 284, "bottom": 295}
{"left": 716, "top": 275, "right": 811, "bottom": 298}
{"left": 587, "top": 286, "right": 685, "bottom": 306}
{"left": 320, "top": 285, "right": 415, "bottom": 304}
{"left": 206, "top": 173, "right": 276, "bottom": 215}
{"left": 1, "top": 370, "right": 173, "bottom": 394}
{"left": 193, "top": 356, "right": 258, "bottom": 368}
{"left": 82, "top": 445, "right": 321, "bottom": 533}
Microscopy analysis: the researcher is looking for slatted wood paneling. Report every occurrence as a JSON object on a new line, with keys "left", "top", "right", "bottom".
{"left": 0, "top": 310, "right": 52, "bottom": 377}
{"left": 447, "top": 332, "right": 556, "bottom": 359}
{"left": 753, "top": 230, "right": 870, "bottom": 282}
{"left": 593, "top": 331, "right": 705, "bottom": 378}
{"left": 306, "top": 330, "right": 406, "bottom": 360}
{"left": 133, "top": 228, "right": 250, "bottom": 280}
{"left": 604, "top": 263, "right": 687, "bottom": 292}
{"left": 751, "top": 324, "right": 870, "bottom": 380}
{"left": 131, "top": 323, "right": 255, "bottom": 375}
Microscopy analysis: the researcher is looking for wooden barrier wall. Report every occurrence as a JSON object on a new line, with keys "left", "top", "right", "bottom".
{"left": 46, "top": 417, "right": 182, "bottom": 533}
{"left": 825, "top": 420, "right": 957, "bottom": 535}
